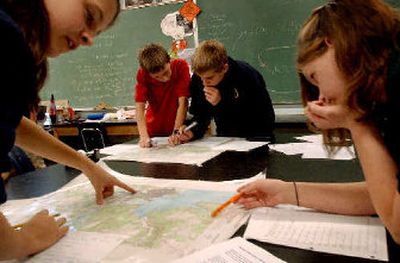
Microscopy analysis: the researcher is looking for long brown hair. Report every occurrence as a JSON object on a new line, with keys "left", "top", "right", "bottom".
{"left": 1, "top": 0, "right": 49, "bottom": 112}
{"left": 1, "top": 0, "right": 121, "bottom": 112}
{"left": 297, "top": 0, "right": 400, "bottom": 145}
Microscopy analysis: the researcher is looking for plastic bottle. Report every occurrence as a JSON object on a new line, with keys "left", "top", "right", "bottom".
{"left": 49, "top": 94, "right": 57, "bottom": 125}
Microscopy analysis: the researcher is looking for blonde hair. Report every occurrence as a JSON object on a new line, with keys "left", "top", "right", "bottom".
{"left": 297, "top": 0, "right": 400, "bottom": 146}
{"left": 192, "top": 40, "right": 228, "bottom": 74}
{"left": 138, "top": 43, "right": 170, "bottom": 73}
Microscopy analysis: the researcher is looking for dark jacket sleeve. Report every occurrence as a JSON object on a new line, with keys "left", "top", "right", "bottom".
{"left": 188, "top": 74, "right": 212, "bottom": 139}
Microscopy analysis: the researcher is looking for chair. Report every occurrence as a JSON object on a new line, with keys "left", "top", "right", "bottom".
{"left": 80, "top": 127, "right": 106, "bottom": 152}
{"left": 8, "top": 146, "right": 35, "bottom": 175}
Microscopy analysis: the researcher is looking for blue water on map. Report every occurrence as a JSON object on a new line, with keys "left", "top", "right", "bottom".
{"left": 134, "top": 190, "right": 234, "bottom": 218}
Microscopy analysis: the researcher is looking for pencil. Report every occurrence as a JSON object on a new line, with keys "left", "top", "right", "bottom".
{"left": 183, "top": 121, "right": 198, "bottom": 132}
{"left": 211, "top": 193, "right": 242, "bottom": 217}
{"left": 13, "top": 213, "right": 61, "bottom": 230}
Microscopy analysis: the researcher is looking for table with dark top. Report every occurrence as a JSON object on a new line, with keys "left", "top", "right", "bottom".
{"left": 5, "top": 128, "right": 393, "bottom": 263}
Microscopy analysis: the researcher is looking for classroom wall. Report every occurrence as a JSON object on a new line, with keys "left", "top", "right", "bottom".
{"left": 41, "top": 4, "right": 193, "bottom": 108}
{"left": 40, "top": 0, "right": 400, "bottom": 108}
{"left": 196, "top": 0, "right": 325, "bottom": 104}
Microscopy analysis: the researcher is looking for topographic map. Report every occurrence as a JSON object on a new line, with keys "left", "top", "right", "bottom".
{"left": 2, "top": 168, "right": 251, "bottom": 262}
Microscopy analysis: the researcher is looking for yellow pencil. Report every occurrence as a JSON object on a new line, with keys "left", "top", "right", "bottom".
{"left": 211, "top": 193, "right": 242, "bottom": 217}
{"left": 13, "top": 213, "right": 61, "bottom": 231}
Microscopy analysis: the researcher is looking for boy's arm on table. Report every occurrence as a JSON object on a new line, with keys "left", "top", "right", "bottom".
{"left": 173, "top": 97, "right": 188, "bottom": 130}
{"left": 15, "top": 117, "right": 135, "bottom": 205}
{"left": 136, "top": 102, "right": 152, "bottom": 147}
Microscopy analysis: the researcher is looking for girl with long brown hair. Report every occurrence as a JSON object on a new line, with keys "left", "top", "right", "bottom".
{"left": 237, "top": 0, "right": 400, "bottom": 260}
{"left": 0, "top": 0, "right": 136, "bottom": 259}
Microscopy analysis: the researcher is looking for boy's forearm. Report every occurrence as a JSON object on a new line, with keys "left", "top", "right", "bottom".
{"left": 174, "top": 97, "right": 188, "bottom": 129}
{"left": 136, "top": 103, "right": 149, "bottom": 138}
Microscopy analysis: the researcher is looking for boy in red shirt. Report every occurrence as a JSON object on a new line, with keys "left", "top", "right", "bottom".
{"left": 135, "top": 43, "right": 190, "bottom": 147}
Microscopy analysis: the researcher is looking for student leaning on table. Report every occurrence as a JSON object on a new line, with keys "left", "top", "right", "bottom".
{"left": 134, "top": 43, "right": 190, "bottom": 148}
{"left": 170, "top": 39, "right": 275, "bottom": 145}
{"left": 236, "top": 0, "right": 400, "bottom": 261}
{"left": 0, "top": 0, "right": 136, "bottom": 260}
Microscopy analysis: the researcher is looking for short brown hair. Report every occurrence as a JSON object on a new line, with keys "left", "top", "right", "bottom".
{"left": 138, "top": 43, "right": 170, "bottom": 73}
{"left": 192, "top": 40, "right": 228, "bottom": 74}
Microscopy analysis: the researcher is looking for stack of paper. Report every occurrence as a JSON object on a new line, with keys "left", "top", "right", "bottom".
{"left": 244, "top": 206, "right": 388, "bottom": 261}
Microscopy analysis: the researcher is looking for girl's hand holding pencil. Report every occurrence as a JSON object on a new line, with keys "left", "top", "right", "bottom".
{"left": 211, "top": 193, "right": 242, "bottom": 217}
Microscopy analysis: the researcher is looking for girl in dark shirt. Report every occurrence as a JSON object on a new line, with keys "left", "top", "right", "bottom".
{"left": 236, "top": 0, "right": 400, "bottom": 261}
{"left": 0, "top": 0, "right": 135, "bottom": 259}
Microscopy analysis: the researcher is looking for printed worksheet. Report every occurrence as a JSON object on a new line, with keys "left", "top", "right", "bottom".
{"left": 173, "top": 237, "right": 286, "bottom": 263}
{"left": 244, "top": 207, "right": 388, "bottom": 261}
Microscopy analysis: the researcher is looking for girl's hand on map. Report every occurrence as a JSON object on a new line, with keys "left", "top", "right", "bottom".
{"left": 84, "top": 163, "right": 136, "bottom": 205}
{"left": 236, "top": 179, "right": 295, "bottom": 208}
{"left": 19, "top": 210, "right": 68, "bottom": 255}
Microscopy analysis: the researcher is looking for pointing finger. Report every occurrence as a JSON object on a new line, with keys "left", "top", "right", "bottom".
{"left": 114, "top": 180, "right": 136, "bottom": 194}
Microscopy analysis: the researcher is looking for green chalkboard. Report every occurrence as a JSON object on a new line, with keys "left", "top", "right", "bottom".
{"left": 197, "top": 0, "right": 400, "bottom": 104}
{"left": 41, "top": 0, "right": 400, "bottom": 107}
{"left": 41, "top": 3, "right": 192, "bottom": 108}
{"left": 197, "top": 0, "right": 326, "bottom": 104}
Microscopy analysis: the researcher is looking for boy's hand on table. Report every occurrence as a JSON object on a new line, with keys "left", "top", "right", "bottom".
{"left": 168, "top": 126, "right": 194, "bottom": 146}
{"left": 139, "top": 137, "right": 152, "bottom": 148}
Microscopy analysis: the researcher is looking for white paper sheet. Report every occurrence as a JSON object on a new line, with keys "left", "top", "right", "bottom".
{"left": 37, "top": 160, "right": 266, "bottom": 197}
{"left": 100, "top": 144, "right": 139, "bottom": 155}
{"left": 97, "top": 160, "right": 266, "bottom": 192}
{"left": 102, "top": 142, "right": 224, "bottom": 166}
{"left": 213, "top": 139, "right": 268, "bottom": 152}
{"left": 269, "top": 134, "right": 355, "bottom": 160}
{"left": 27, "top": 231, "right": 128, "bottom": 263}
{"left": 173, "top": 237, "right": 286, "bottom": 263}
{"left": 244, "top": 207, "right": 388, "bottom": 261}
{"left": 101, "top": 137, "right": 268, "bottom": 166}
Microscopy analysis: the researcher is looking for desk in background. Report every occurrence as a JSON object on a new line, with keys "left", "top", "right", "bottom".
{"left": 50, "top": 119, "right": 138, "bottom": 138}
{"left": 5, "top": 128, "right": 391, "bottom": 263}
{"left": 48, "top": 119, "right": 138, "bottom": 150}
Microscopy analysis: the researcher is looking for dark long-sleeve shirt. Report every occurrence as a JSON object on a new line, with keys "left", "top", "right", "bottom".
{"left": 0, "top": 4, "right": 36, "bottom": 204}
{"left": 189, "top": 57, "right": 275, "bottom": 140}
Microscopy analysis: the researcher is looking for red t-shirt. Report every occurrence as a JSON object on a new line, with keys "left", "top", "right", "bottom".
{"left": 135, "top": 59, "right": 190, "bottom": 136}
